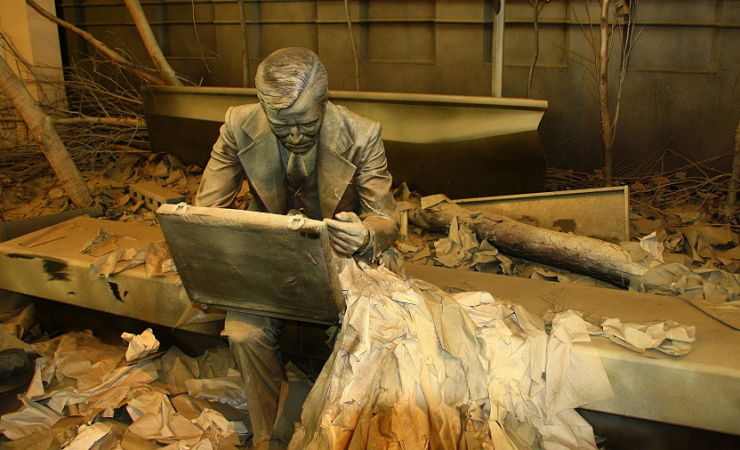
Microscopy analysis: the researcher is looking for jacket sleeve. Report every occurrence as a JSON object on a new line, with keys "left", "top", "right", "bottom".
{"left": 194, "top": 107, "right": 244, "bottom": 208}
{"left": 353, "top": 122, "right": 399, "bottom": 259}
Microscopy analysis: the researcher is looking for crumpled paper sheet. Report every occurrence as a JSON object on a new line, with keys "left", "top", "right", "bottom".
{"left": 598, "top": 318, "right": 696, "bottom": 356}
{"left": 160, "top": 346, "right": 200, "bottom": 394}
{"left": 126, "top": 389, "right": 244, "bottom": 446}
{"left": 638, "top": 231, "right": 665, "bottom": 263}
{"left": 62, "top": 421, "right": 114, "bottom": 450}
{"left": 0, "top": 396, "right": 63, "bottom": 440}
{"left": 88, "top": 246, "right": 148, "bottom": 280}
{"left": 290, "top": 260, "right": 613, "bottom": 450}
{"left": 126, "top": 388, "right": 203, "bottom": 442}
{"left": 0, "top": 416, "right": 85, "bottom": 449}
{"left": 0, "top": 327, "right": 36, "bottom": 354}
{"left": 121, "top": 328, "right": 160, "bottom": 361}
{"left": 433, "top": 216, "right": 479, "bottom": 268}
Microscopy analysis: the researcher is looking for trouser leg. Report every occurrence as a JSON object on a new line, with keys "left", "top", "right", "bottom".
{"left": 222, "top": 311, "right": 285, "bottom": 448}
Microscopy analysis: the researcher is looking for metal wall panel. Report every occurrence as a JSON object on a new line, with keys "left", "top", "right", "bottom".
{"left": 56, "top": 0, "right": 739, "bottom": 173}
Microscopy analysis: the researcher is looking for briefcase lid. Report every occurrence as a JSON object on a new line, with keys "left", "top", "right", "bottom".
{"left": 157, "top": 204, "right": 345, "bottom": 325}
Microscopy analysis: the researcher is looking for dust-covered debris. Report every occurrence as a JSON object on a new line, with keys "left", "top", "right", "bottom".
{"left": 0, "top": 326, "right": 251, "bottom": 448}
{"left": 292, "top": 260, "right": 696, "bottom": 450}
{"left": 393, "top": 181, "right": 740, "bottom": 328}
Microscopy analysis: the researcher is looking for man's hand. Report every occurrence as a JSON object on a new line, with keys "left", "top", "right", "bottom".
{"left": 325, "top": 212, "right": 370, "bottom": 257}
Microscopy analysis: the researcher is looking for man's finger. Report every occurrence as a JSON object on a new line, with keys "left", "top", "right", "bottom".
{"left": 325, "top": 219, "right": 364, "bottom": 237}
{"left": 328, "top": 230, "right": 362, "bottom": 254}
{"left": 328, "top": 230, "right": 360, "bottom": 248}
{"left": 325, "top": 221, "right": 354, "bottom": 237}
{"left": 324, "top": 219, "right": 350, "bottom": 230}
{"left": 334, "top": 211, "right": 361, "bottom": 223}
{"left": 328, "top": 235, "right": 355, "bottom": 255}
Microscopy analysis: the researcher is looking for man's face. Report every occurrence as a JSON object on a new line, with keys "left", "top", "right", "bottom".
{"left": 263, "top": 83, "right": 326, "bottom": 154}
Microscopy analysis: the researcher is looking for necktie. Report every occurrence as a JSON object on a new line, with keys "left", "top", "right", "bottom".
{"left": 286, "top": 151, "right": 308, "bottom": 191}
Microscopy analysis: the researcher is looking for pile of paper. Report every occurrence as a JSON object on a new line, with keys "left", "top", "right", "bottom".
{"left": 292, "top": 260, "right": 619, "bottom": 449}
{"left": 0, "top": 330, "right": 250, "bottom": 448}
{"left": 1, "top": 153, "right": 206, "bottom": 224}
{"left": 396, "top": 192, "right": 740, "bottom": 328}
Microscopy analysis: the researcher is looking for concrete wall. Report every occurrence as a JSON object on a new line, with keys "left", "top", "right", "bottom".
{"left": 57, "top": 0, "right": 739, "bottom": 173}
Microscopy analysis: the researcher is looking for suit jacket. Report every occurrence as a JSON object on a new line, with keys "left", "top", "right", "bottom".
{"left": 195, "top": 101, "right": 399, "bottom": 257}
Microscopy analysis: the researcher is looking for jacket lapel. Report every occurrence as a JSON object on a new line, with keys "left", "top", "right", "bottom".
{"left": 318, "top": 103, "right": 355, "bottom": 218}
{"left": 238, "top": 120, "right": 288, "bottom": 214}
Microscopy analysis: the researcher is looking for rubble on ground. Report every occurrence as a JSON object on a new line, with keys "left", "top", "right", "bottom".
{"left": 0, "top": 303, "right": 251, "bottom": 448}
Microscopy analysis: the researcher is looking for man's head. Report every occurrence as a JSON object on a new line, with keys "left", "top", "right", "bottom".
{"left": 256, "top": 48, "right": 328, "bottom": 153}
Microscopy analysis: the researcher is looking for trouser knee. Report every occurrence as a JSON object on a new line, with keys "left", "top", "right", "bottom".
{"left": 228, "top": 325, "right": 279, "bottom": 349}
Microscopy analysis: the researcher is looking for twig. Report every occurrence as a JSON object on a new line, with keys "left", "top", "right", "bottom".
{"left": 123, "top": 0, "right": 183, "bottom": 86}
{"left": 344, "top": 0, "right": 361, "bottom": 91}
{"left": 25, "top": 0, "right": 165, "bottom": 86}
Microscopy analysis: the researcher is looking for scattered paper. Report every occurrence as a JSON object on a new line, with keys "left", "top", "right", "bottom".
{"left": 638, "top": 231, "right": 665, "bottom": 263}
{"left": 81, "top": 228, "right": 141, "bottom": 257}
{"left": 146, "top": 241, "right": 177, "bottom": 277}
{"left": 185, "top": 370, "right": 248, "bottom": 410}
{"left": 0, "top": 396, "right": 63, "bottom": 439}
{"left": 1, "top": 325, "right": 248, "bottom": 449}
{"left": 598, "top": 318, "right": 696, "bottom": 356}
{"left": 0, "top": 304, "right": 37, "bottom": 340}
{"left": 62, "top": 421, "right": 112, "bottom": 450}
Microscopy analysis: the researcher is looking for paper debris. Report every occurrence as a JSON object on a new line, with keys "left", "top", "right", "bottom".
{"left": 194, "top": 408, "right": 248, "bottom": 439}
{"left": 126, "top": 389, "right": 203, "bottom": 442}
{"left": 86, "top": 239, "right": 177, "bottom": 280}
{"left": 88, "top": 246, "right": 148, "bottom": 280}
{"left": 420, "top": 194, "right": 448, "bottom": 210}
{"left": 185, "top": 371, "right": 248, "bottom": 410}
{"left": 0, "top": 396, "right": 63, "bottom": 439}
{"left": 160, "top": 346, "right": 200, "bottom": 394}
{"left": 62, "top": 421, "right": 112, "bottom": 450}
{"left": 81, "top": 228, "right": 141, "bottom": 257}
{"left": 0, "top": 328, "right": 35, "bottom": 354}
{"left": 0, "top": 303, "right": 37, "bottom": 341}
{"left": 146, "top": 241, "right": 177, "bottom": 277}
{"left": 598, "top": 318, "right": 696, "bottom": 356}
{"left": 290, "top": 260, "right": 614, "bottom": 450}
{"left": 638, "top": 231, "right": 665, "bottom": 263}
{"left": 122, "top": 328, "right": 160, "bottom": 361}
{"left": 1, "top": 322, "right": 248, "bottom": 449}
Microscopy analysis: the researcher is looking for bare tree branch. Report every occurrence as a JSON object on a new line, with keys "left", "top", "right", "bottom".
{"left": 0, "top": 116, "right": 145, "bottom": 127}
{"left": 25, "top": 0, "right": 166, "bottom": 86}
{"left": 124, "top": 0, "right": 183, "bottom": 86}
{"left": 0, "top": 55, "right": 93, "bottom": 207}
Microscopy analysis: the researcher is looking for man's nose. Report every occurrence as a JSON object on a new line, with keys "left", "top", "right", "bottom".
{"left": 287, "top": 127, "right": 302, "bottom": 144}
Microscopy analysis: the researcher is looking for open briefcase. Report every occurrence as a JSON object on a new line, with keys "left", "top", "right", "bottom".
{"left": 157, "top": 203, "right": 346, "bottom": 325}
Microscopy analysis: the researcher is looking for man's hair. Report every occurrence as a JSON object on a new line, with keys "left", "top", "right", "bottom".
{"left": 255, "top": 47, "right": 328, "bottom": 110}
